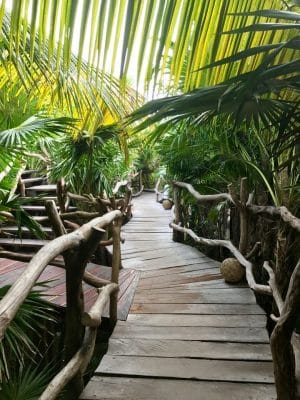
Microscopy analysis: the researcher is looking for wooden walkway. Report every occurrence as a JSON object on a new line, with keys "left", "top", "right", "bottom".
{"left": 81, "top": 193, "right": 276, "bottom": 400}
{"left": 0, "top": 259, "right": 138, "bottom": 320}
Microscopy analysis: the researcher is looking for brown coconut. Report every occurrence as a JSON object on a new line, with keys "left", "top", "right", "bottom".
{"left": 162, "top": 199, "right": 173, "bottom": 210}
{"left": 220, "top": 258, "right": 245, "bottom": 283}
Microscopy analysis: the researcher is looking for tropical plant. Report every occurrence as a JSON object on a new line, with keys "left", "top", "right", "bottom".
{"left": 1, "top": 0, "right": 296, "bottom": 95}
{"left": 0, "top": 115, "right": 74, "bottom": 235}
{"left": 0, "top": 284, "right": 59, "bottom": 380}
{"left": 48, "top": 124, "right": 130, "bottom": 196}
{"left": 128, "top": 7, "right": 299, "bottom": 203}
{"left": 0, "top": 10, "right": 143, "bottom": 136}
{"left": 0, "top": 365, "right": 55, "bottom": 400}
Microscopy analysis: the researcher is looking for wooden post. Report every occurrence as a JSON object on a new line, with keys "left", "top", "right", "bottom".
{"left": 110, "top": 196, "right": 117, "bottom": 210}
{"left": 270, "top": 260, "right": 300, "bottom": 400}
{"left": 172, "top": 186, "right": 184, "bottom": 242}
{"left": 45, "top": 200, "right": 105, "bottom": 399}
{"left": 155, "top": 176, "right": 162, "bottom": 202}
{"left": 63, "top": 226, "right": 106, "bottom": 399}
{"left": 45, "top": 200, "right": 67, "bottom": 237}
{"left": 18, "top": 177, "right": 26, "bottom": 197}
{"left": 124, "top": 187, "right": 132, "bottom": 222}
{"left": 139, "top": 170, "right": 143, "bottom": 191}
{"left": 239, "top": 177, "right": 249, "bottom": 255}
{"left": 57, "top": 178, "right": 67, "bottom": 213}
{"left": 110, "top": 217, "right": 122, "bottom": 325}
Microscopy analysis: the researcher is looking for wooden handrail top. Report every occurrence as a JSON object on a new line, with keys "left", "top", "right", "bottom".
{"left": 173, "top": 181, "right": 234, "bottom": 203}
{"left": 113, "top": 180, "right": 129, "bottom": 194}
{"left": 82, "top": 283, "right": 119, "bottom": 327}
{"left": 39, "top": 282, "right": 118, "bottom": 400}
{"left": 170, "top": 222, "right": 272, "bottom": 296}
{"left": 173, "top": 180, "right": 300, "bottom": 232}
{"left": 132, "top": 185, "right": 144, "bottom": 197}
{"left": 0, "top": 210, "right": 122, "bottom": 341}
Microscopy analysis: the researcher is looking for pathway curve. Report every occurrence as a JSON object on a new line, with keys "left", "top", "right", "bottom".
{"left": 81, "top": 193, "right": 276, "bottom": 400}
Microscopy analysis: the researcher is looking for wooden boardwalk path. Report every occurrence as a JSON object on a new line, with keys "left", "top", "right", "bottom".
{"left": 0, "top": 260, "right": 138, "bottom": 320}
{"left": 82, "top": 192, "right": 275, "bottom": 399}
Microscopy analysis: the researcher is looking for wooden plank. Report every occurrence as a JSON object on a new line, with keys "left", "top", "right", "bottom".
{"left": 21, "top": 169, "right": 39, "bottom": 176}
{"left": 80, "top": 377, "right": 276, "bottom": 400}
{"left": 117, "top": 272, "right": 140, "bottom": 321}
{"left": 123, "top": 228, "right": 172, "bottom": 233}
{"left": 133, "top": 288, "right": 256, "bottom": 304}
{"left": 22, "top": 177, "right": 44, "bottom": 186}
{"left": 140, "top": 262, "right": 219, "bottom": 278}
{"left": 123, "top": 257, "right": 215, "bottom": 271}
{"left": 0, "top": 258, "right": 137, "bottom": 320}
{"left": 138, "top": 271, "right": 221, "bottom": 288}
{"left": 138, "top": 280, "right": 249, "bottom": 291}
{"left": 106, "top": 338, "right": 272, "bottom": 360}
{"left": 26, "top": 184, "right": 57, "bottom": 192}
{"left": 2, "top": 226, "right": 53, "bottom": 234}
{"left": 130, "top": 302, "right": 265, "bottom": 315}
{"left": 138, "top": 278, "right": 223, "bottom": 290}
{"left": 112, "top": 323, "right": 269, "bottom": 342}
{"left": 21, "top": 205, "right": 76, "bottom": 211}
{"left": 97, "top": 355, "right": 274, "bottom": 383}
{"left": 127, "top": 313, "right": 266, "bottom": 328}
{"left": 0, "top": 238, "right": 49, "bottom": 248}
{"left": 122, "top": 246, "right": 202, "bottom": 260}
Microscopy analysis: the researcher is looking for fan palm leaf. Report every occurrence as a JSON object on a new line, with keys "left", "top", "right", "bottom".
{"left": 0, "top": 284, "right": 58, "bottom": 380}
{"left": 1, "top": 0, "right": 298, "bottom": 96}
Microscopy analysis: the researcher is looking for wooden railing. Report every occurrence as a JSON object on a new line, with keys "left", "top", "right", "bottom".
{"left": 0, "top": 201, "right": 123, "bottom": 400}
{"left": 172, "top": 178, "right": 300, "bottom": 400}
{"left": 56, "top": 171, "right": 144, "bottom": 224}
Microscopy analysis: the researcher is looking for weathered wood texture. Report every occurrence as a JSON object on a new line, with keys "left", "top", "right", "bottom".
{"left": 81, "top": 193, "right": 275, "bottom": 399}
{"left": 81, "top": 377, "right": 276, "bottom": 400}
{"left": 0, "top": 258, "right": 138, "bottom": 320}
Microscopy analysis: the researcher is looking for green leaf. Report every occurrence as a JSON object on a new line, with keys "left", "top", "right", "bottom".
{"left": 230, "top": 9, "right": 300, "bottom": 22}
{"left": 224, "top": 22, "right": 300, "bottom": 34}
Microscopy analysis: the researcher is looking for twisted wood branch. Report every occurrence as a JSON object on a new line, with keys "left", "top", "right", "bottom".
{"left": 173, "top": 181, "right": 235, "bottom": 203}
{"left": 170, "top": 222, "right": 271, "bottom": 295}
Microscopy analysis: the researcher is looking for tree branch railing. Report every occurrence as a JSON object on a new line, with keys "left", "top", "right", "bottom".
{"left": 0, "top": 204, "right": 123, "bottom": 399}
{"left": 40, "top": 282, "right": 118, "bottom": 400}
{"left": 56, "top": 171, "right": 144, "bottom": 226}
{"left": 155, "top": 176, "right": 164, "bottom": 202}
{"left": 172, "top": 179, "right": 300, "bottom": 400}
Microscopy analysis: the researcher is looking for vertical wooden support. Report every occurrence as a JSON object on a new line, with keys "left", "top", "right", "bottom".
{"left": 172, "top": 186, "right": 184, "bottom": 242}
{"left": 18, "top": 177, "right": 26, "bottom": 197}
{"left": 110, "top": 217, "right": 122, "bottom": 325}
{"left": 45, "top": 200, "right": 105, "bottom": 399}
{"left": 57, "top": 178, "right": 67, "bottom": 213}
{"left": 139, "top": 170, "right": 143, "bottom": 191}
{"left": 155, "top": 177, "right": 162, "bottom": 202}
{"left": 64, "top": 227, "right": 105, "bottom": 399}
{"left": 124, "top": 187, "right": 132, "bottom": 222}
{"left": 270, "top": 261, "right": 300, "bottom": 400}
{"left": 45, "top": 200, "right": 67, "bottom": 236}
{"left": 239, "top": 177, "right": 249, "bottom": 255}
{"left": 124, "top": 187, "right": 132, "bottom": 210}
{"left": 110, "top": 196, "right": 117, "bottom": 210}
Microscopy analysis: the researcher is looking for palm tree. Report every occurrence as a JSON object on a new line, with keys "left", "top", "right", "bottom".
{"left": 1, "top": 0, "right": 297, "bottom": 95}
{"left": 128, "top": 8, "right": 299, "bottom": 202}
{"left": 0, "top": 11, "right": 143, "bottom": 136}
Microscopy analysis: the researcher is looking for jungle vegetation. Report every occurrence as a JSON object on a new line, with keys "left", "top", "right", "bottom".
{"left": 0, "top": 0, "right": 299, "bottom": 398}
